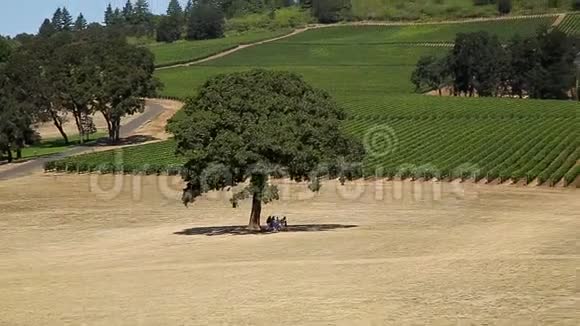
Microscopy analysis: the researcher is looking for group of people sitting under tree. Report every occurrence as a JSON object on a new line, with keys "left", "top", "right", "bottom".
{"left": 265, "top": 215, "right": 287, "bottom": 232}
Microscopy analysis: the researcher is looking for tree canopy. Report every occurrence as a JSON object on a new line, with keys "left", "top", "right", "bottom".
{"left": 169, "top": 69, "right": 364, "bottom": 230}
{"left": 157, "top": 0, "right": 184, "bottom": 42}
{"left": 411, "top": 28, "right": 578, "bottom": 100}
{"left": 0, "top": 65, "right": 39, "bottom": 162}
{"left": 74, "top": 13, "right": 88, "bottom": 31}
{"left": 411, "top": 55, "right": 449, "bottom": 95}
{"left": 186, "top": 1, "right": 225, "bottom": 40}
{"left": 3, "top": 26, "right": 160, "bottom": 145}
{"left": 0, "top": 36, "right": 12, "bottom": 64}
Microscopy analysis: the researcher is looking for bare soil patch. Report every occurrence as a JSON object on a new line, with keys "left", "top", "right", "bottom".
{"left": 133, "top": 99, "right": 182, "bottom": 140}
{"left": 0, "top": 174, "right": 577, "bottom": 325}
{"left": 35, "top": 112, "right": 141, "bottom": 140}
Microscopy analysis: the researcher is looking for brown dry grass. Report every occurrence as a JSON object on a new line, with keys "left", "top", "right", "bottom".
{"left": 0, "top": 174, "right": 577, "bottom": 325}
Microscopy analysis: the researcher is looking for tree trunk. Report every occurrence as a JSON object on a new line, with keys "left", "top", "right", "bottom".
{"left": 113, "top": 118, "right": 121, "bottom": 143}
{"left": 72, "top": 111, "right": 84, "bottom": 145}
{"left": 248, "top": 192, "right": 262, "bottom": 232}
{"left": 6, "top": 148, "right": 13, "bottom": 163}
{"left": 16, "top": 147, "right": 21, "bottom": 160}
{"left": 51, "top": 112, "right": 69, "bottom": 145}
{"left": 101, "top": 111, "right": 116, "bottom": 143}
{"left": 105, "top": 116, "right": 121, "bottom": 143}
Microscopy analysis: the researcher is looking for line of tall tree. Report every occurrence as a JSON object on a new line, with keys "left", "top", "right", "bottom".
{"left": 39, "top": 7, "right": 88, "bottom": 36}
{"left": 156, "top": 0, "right": 226, "bottom": 42}
{"left": 0, "top": 25, "right": 160, "bottom": 162}
{"left": 102, "top": 1, "right": 298, "bottom": 43}
{"left": 412, "top": 28, "right": 579, "bottom": 100}
{"left": 104, "top": 0, "right": 156, "bottom": 36}
{"left": 156, "top": 0, "right": 300, "bottom": 43}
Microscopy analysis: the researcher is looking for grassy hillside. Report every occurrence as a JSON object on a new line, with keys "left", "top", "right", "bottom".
{"left": 149, "top": 29, "right": 292, "bottom": 67}
{"left": 350, "top": 0, "right": 574, "bottom": 20}
{"left": 156, "top": 44, "right": 446, "bottom": 98}
{"left": 48, "top": 16, "right": 579, "bottom": 186}
{"left": 148, "top": 15, "right": 556, "bottom": 68}
{"left": 156, "top": 17, "right": 556, "bottom": 99}
{"left": 282, "top": 17, "right": 556, "bottom": 43}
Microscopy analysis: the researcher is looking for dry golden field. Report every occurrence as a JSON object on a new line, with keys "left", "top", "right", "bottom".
{"left": 0, "top": 174, "right": 577, "bottom": 325}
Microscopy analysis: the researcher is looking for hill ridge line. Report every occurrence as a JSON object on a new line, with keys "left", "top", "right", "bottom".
{"left": 155, "top": 13, "right": 565, "bottom": 70}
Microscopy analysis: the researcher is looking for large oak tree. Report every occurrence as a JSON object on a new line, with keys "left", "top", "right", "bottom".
{"left": 169, "top": 70, "right": 364, "bottom": 231}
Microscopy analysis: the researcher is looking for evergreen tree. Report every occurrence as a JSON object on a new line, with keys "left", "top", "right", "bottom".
{"left": 61, "top": 7, "right": 74, "bottom": 31}
{"left": 74, "top": 13, "right": 88, "bottom": 31}
{"left": 123, "top": 0, "right": 134, "bottom": 23}
{"left": 112, "top": 8, "right": 125, "bottom": 25}
{"left": 0, "top": 36, "right": 12, "bottom": 63}
{"left": 104, "top": 4, "right": 114, "bottom": 25}
{"left": 157, "top": 15, "right": 182, "bottom": 42}
{"left": 133, "top": 0, "right": 151, "bottom": 24}
{"left": 184, "top": 0, "right": 195, "bottom": 17}
{"left": 52, "top": 8, "right": 64, "bottom": 31}
{"left": 38, "top": 18, "right": 56, "bottom": 37}
{"left": 167, "top": 0, "right": 183, "bottom": 17}
{"left": 158, "top": 0, "right": 184, "bottom": 42}
{"left": 187, "top": 2, "right": 225, "bottom": 40}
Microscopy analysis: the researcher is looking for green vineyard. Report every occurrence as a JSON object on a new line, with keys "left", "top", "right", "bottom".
{"left": 558, "top": 13, "right": 580, "bottom": 36}
{"left": 46, "top": 96, "right": 579, "bottom": 186}
{"left": 342, "top": 96, "right": 579, "bottom": 186}
{"left": 45, "top": 141, "right": 185, "bottom": 175}
{"left": 278, "top": 16, "right": 556, "bottom": 44}
{"left": 46, "top": 16, "right": 580, "bottom": 187}
{"left": 149, "top": 29, "right": 292, "bottom": 68}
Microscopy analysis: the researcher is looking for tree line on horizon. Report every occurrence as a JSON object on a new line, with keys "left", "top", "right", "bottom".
{"left": 412, "top": 27, "right": 580, "bottom": 100}
{"left": 31, "top": 1, "right": 360, "bottom": 44}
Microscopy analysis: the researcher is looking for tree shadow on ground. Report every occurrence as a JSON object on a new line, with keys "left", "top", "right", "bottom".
{"left": 90, "top": 135, "right": 158, "bottom": 147}
{"left": 174, "top": 224, "right": 358, "bottom": 236}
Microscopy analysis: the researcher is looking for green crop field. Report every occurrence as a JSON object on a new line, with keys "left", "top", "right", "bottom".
{"left": 558, "top": 13, "right": 580, "bottom": 36}
{"left": 342, "top": 95, "right": 579, "bottom": 186}
{"left": 46, "top": 96, "right": 579, "bottom": 186}
{"left": 156, "top": 17, "right": 557, "bottom": 99}
{"left": 45, "top": 140, "right": 185, "bottom": 174}
{"left": 350, "top": 0, "right": 572, "bottom": 20}
{"left": 155, "top": 44, "right": 448, "bottom": 98}
{"left": 148, "top": 29, "right": 292, "bottom": 67}
{"left": 48, "top": 17, "right": 579, "bottom": 186}
{"left": 280, "top": 17, "right": 556, "bottom": 44}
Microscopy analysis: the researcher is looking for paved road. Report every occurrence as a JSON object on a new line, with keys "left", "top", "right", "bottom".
{"left": 0, "top": 102, "right": 165, "bottom": 181}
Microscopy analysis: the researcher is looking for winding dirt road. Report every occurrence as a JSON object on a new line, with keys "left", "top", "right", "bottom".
{"left": 0, "top": 100, "right": 172, "bottom": 181}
